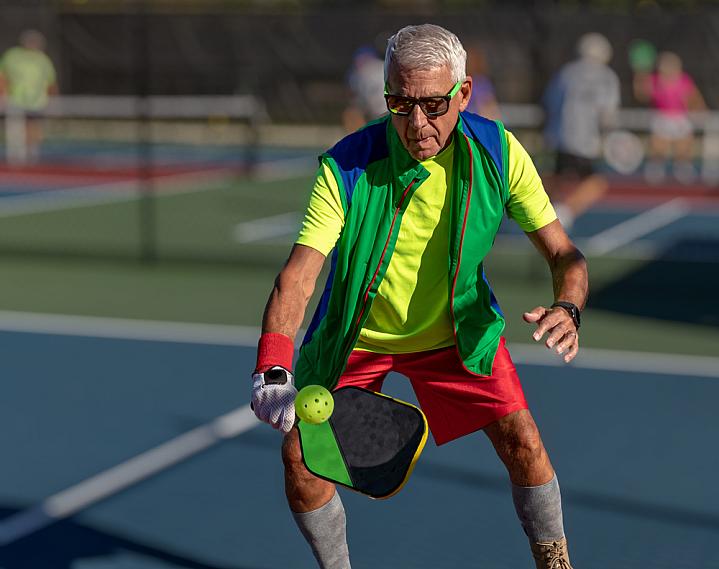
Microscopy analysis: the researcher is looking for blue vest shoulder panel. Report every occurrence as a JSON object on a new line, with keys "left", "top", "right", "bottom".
{"left": 324, "top": 120, "right": 389, "bottom": 205}
{"left": 459, "top": 111, "right": 504, "bottom": 182}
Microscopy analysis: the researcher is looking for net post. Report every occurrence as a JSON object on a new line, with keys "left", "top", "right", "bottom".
{"left": 5, "top": 106, "right": 28, "bottom": 165}
{"left": 135, "top": 0, "right": 157, "bottom": 264}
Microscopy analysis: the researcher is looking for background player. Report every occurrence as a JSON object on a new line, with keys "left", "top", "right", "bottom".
{"left": 543, "top": 32, "right": 620, "bottom": 231}
{"left": 0, "top": 29, "right": 58, "bottom": 164}
{"left": 633, "top": 50, "right": 706, "bottom": 184}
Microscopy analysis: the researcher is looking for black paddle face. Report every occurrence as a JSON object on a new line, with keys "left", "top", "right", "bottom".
{"left": 331, "top": 388, "right": 426, "bottom": 496}
{"left": 298, "top": 386, "right": 428, "bottom": 499}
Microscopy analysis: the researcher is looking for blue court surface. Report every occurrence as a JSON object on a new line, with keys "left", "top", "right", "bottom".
{"left": 1, "top": 325, "right": 718, "bottom": 569}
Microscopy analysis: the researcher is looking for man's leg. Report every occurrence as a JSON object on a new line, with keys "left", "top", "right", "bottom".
{"left": 281, "top": 350, "right": 390, "bottom": 568}
{"left": 282, "top": 428, "right": 351, "bottom": 569}
{"left": 484, "top": 409, "right": 573, "bottom": 569}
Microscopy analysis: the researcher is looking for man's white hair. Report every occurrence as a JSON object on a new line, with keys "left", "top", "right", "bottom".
{"left": 384, "top": 24, "right": 467, "bottom": 84}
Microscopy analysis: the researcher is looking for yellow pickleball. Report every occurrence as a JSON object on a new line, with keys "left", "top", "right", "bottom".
{"left": 295, "top": 385, "right": 334, "bottom": 424}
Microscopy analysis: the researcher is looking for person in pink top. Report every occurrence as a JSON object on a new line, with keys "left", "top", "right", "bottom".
{"left": 634, "top": 51, "right": 706, "bottom": 184}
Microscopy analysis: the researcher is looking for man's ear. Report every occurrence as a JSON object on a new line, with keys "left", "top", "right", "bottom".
{"left": 458, "top": 76, "right": 472, "bottom": 112}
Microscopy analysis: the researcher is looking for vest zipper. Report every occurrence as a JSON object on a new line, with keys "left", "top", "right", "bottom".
{"left": 347, "top": 177, "right": 419, "bottom": 345}
{"left": 450, "top": 134, "right": 474, "bottom": 360}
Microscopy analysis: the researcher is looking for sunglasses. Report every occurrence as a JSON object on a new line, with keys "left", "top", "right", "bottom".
{"left": 384, "top": 81, "right": 462, "bottom": 117}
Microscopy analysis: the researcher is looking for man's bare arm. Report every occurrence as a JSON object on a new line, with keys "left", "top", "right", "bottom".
{"left": 527, "top": 219, "right": 588, "bottom": 308}
{"left": 523, "top": 219, "right": 588, "bottom": 362}
{"left": 251, "top": 244, "right": 325, "bottom": 432}
{"left": 262, "top": 244, "right": 327, "bottom": 342}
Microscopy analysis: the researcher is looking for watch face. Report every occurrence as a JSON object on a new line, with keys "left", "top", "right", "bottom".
{"left": 265, "top": 367, "right": 289, "bottom": 384}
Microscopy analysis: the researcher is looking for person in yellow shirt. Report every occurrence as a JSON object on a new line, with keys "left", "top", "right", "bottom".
{"left": 0, "top": 29, "right": 59, "bottom": 164}
{"left": 252, "top": 24, "right": 586, "bottom": 569}
{"left": 299, "top": 130, "right": 555, "bottom": 356}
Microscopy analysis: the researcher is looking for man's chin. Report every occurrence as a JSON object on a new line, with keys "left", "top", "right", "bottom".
{"left": 408, "top": 145, "right": 439, "bottom": 161}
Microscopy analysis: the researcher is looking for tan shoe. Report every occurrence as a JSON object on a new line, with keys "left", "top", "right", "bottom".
{"left": 530, "top": 537, "right": 573, "bottom": 569}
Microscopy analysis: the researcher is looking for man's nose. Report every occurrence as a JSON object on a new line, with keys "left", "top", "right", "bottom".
{"left": 408, "top": 104, "right": 427, "bottom": 129}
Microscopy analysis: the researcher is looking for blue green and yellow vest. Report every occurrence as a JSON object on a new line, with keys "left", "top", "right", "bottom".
{"left": 295, "top": 111, "right": 510, "bottom": 390}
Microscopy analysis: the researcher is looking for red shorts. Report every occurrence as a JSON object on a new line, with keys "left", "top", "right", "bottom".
{"left": 336, "top": 337, "right": 528, "bottom": 445}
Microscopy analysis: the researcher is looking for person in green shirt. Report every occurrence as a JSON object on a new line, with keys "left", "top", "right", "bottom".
{"left": 0, "top": 29, "right": 58, "bottom": 163}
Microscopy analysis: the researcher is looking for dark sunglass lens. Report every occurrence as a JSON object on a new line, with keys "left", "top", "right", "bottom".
{"left": 420, "top": 98, "right": 448, "bottom": 116}
{"left": 386, "top": 96, "right": 414, "bottom": 115}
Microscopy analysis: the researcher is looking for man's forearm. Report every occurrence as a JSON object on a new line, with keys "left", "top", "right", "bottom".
{"left": 262, "top": 272, "right": 314, "bottom": 342}
{"left": 260, "top": 244, "right": 326, "bottom": 343}
{"left": 256, "top": 269, "right": 317, "bottom": 372}
{"left": 550, "top": 249, "right": 588, "bottom": 310}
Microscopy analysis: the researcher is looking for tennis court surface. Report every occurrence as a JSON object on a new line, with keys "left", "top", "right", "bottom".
{"left": 1, "top": 316, "right": 717, "bottom": 569}
{"left": 2, "top": 99, "right": 719, "bottom": 568}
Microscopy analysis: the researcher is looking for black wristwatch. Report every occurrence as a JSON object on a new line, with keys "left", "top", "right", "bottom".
{"left": 263, "top": 366, "right": 294, "bottom": 385}
{"left": 551, "top": 301, "right": 581, "bottom": 330}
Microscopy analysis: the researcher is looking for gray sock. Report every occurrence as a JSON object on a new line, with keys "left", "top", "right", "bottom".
{"left": 511, "top": 474, "right": 565, "bottom": 542}
{"left": 292, "top": 491, "right": 350, "bottom": 569}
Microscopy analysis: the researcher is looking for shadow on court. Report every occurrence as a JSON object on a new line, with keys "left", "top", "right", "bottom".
{"left": 590, "top": 238, "right": 719, "bottom": 327}
{"left": 0, "top": 506, "right": 261, "bottom": 569}
{"left": 416, "top": 461, "right": 719, "bottom": 532}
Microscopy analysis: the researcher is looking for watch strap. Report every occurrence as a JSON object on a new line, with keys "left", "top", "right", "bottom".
{"left": 551, "top": 301, "right": 581, "bottom": 329}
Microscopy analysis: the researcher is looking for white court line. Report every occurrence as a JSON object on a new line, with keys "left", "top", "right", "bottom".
{"left": 0, "top": 404, "right": 258, "bottom": 546}
{"left": 509, "top": 343, "right": 719, "bottom": 379}
{"left": 0, "top": 310, "right": 264, "bottom": 545}
{"left": 0, "top": 168, "right": 235, "bottom": 218}
{"left": 0, "top": 310, "right": 718, "bottom": 377}
{"left": 584, "top": 198, "right": 691, "bottom": 256}
{"left": 0, "top": 310, "right": 259, "bottom": 346}
{"left": 232, "top": 211, "right": 301, "bottom": 243}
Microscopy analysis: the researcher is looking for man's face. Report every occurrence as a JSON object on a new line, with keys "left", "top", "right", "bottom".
{"left": 387, "top": 64, "right": 472, "bottom": 161}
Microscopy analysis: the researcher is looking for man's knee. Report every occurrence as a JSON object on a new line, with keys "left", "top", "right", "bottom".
{"left": 486, "top": 410, "right": 547, "bottom": 465}
{"left": 282, "top": 427, "right": 336, "bottom": 512}
{"left": 512, "top": 417, "right": 545, "bottom": 461}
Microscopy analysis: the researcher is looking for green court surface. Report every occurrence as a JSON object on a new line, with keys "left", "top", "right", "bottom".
{"left": 0, "top": 168, "right": 717, "bottom": 357}
{"left": 1, "top": 249, "right": 719, "bottom": 358}
{"left": 0, "top": 173, "right": 315, "bottom": 262}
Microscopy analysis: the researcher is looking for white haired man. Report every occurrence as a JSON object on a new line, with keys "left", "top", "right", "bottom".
{"left": 252, "top": 23, "right": 586, "bottom": 569}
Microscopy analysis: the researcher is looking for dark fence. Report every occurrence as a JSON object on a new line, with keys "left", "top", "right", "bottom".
{"left": 2, "top": 2, "right": 719, "bottom": 122}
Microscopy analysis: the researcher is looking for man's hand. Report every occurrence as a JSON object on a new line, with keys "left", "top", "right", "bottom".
{"left": 251, "top": 366, "right": 298, "bottom": 434}
{"left": 523, "top": 306, "right": 579, "bottom": 363}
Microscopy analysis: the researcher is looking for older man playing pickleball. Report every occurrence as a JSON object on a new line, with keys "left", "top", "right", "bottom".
{"left": 251, "top": 24, "right": 586, "bottom": 569}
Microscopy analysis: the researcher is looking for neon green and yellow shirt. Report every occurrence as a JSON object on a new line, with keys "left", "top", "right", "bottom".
{"left": 0, "top": 46, "right": 56, "bottom": 111}
{"left": 297, "top": 130, "right": 556, "bottom": 354}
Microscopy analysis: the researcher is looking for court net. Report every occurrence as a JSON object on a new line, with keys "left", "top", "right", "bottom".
{"left": 2, "top": 94, "right": 267, "bottom": 169}
{"left": 0, "top": 94, "right": 322, "bottom": 264}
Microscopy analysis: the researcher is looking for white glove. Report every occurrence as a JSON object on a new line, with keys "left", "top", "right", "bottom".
{"left": 251, "top": 366, "right": 298, "bottom": 434}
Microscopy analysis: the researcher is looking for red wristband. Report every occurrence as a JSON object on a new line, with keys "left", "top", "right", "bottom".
{"left": 255, "top": 332, "right": 294, "bottom": 373}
